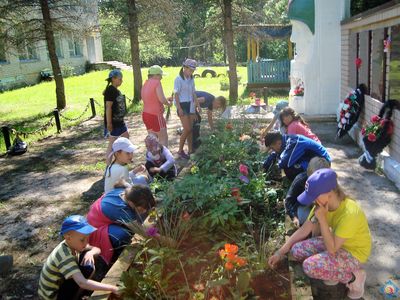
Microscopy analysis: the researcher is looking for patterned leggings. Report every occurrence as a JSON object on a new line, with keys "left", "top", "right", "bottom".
{"left": 291, "top": 237, "right": 361, "bottom": 283}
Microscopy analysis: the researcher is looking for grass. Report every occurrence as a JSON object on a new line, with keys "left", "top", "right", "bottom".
{"left": 0, "top": 66, "right": 288, "bottom": 153}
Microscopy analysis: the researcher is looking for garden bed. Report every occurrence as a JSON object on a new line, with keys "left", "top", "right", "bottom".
{"left": 92, "top": 118, "right": 291, "bottom": 299}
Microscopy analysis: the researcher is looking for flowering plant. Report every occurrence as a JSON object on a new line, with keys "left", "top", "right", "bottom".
{"left": 219, "top": 243, "right": 247, "bottom": 270}
{"left": 292, "top": 82, "right": 304, "bottom": 96}
{"left": 361, "top": 114, "right": 394, "bottom": 142}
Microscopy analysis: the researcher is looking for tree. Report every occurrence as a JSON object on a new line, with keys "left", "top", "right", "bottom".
{"left": 0, "top": 0, "right": 96, "bottom": 109}
{"left": 126, "top": 0, "right": 142, "bottom": 103}
{"left": 222, "top": 0, "right": 238, "bottom": 103}
{"left": 40, "top": 0, "right": 65, "bottom": 109}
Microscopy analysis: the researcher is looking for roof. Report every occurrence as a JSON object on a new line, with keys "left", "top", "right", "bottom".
{"left": 237, "top": 24, "right": 292, "bottom": 40}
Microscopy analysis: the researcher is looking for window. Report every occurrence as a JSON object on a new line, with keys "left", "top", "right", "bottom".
{"left": 55, "top": 36, "right": 63, "bottom": 58}
{"left": 68, "top": 37, "right": 82, "bottom": 57}
{"left": 19, "top": 42, "right": 38, "bottom": 61}
{"left": 370, "top": 28, "right": 386, "bottom": 101}
{"left": 0, "top": 37, "right": 6, "bottom": 63}
{"left": 389, "top": 25, "right": 400, "bottom": 100}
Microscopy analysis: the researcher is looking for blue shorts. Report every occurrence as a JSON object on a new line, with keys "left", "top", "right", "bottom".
{"left": 104, "top": 123, "right": 128, "bottom": 138}
{"left": 178, "top": 102, "right": 194, "bottom": 116}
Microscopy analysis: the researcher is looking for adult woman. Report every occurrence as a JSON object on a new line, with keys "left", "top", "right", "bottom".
{"left": 174, "top": 59, "right": 198, "bottom": 159}
{"left": 268, "top": 169, "right": 371, "bottom": 299}
{"left": 87, "top": 182, "right": 156, "bottom": 265}
{"left": 141, "top": 65, "right": 171, "bottom": 146}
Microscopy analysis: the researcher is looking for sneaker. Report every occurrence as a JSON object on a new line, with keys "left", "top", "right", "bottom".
{"left": 178, "top": 151, "right": 190, "bottom": 160}
{"left": 347, "top": 269, "right": 366, "bottom": 299}
{"left": 323, "top": 280, "right": 339, "bottom": 286}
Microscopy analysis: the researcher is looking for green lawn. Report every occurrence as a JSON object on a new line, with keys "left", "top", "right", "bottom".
{"left": 0, "top": 66, "right": 287, "bottom": 153}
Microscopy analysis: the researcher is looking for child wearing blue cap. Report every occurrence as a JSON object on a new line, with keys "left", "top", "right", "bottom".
{"left": 268, "top": 169, "right": 371, "bottom": 299}
{"left": 38, "top": 215, "right": 118, "bottom": 299}
{"left": 103, "top": 69, "right": 129, "bottom": 165}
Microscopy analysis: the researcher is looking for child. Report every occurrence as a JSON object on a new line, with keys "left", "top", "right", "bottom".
{"left": 174, "top": 58, "right": 198, "bottom": 159}
{"left": 263, "top": 131, "right": 330, "bottom": 181}
{"left": 144, "top": 134, "right": 177, "bottom": 181}
{"left": 103, "top": 69, "right": 128, "bottom": 165}
{"left": 285, "top": 156, "right": 331, "bottom": 227}
{"left": 38, "top": 215, "right": 118, "bottom": 299}
{"left": 268, "top": 169, "right": 371, "bottom": 299}
{"left": 141, "top": 65, "right": 172, "bottom": 147}
{"left": 279, "top": 107, "right": 320, "bottom": 143}
{"left": 261, "top": 100, "right": 288, "bottom": 138}
{"left": 195, "top": 91, "right": 227, "bottom": 130}
{"left": 104, "top": 137, "right": 148, "bottom": 193}
{"left": 87, "top": 182, "right": 156, "bottom": 265}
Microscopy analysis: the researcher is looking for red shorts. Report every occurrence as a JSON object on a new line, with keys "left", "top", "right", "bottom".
{"left": 142, "top": 112, "right": 166, "bottom": 132}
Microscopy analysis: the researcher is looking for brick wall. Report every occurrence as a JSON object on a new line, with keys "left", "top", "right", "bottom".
{"left": 341, "top": 4, "right": 400, "bottom": 163}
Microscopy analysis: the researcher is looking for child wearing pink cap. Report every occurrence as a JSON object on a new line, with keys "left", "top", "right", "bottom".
{"left": 144, "top": 134, "right": 176, "bottom": 180}
{"left": 268, "top": 168, "right": 371, "bottom": 299}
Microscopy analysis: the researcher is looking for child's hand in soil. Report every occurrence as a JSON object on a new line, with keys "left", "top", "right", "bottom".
{"left": 150, "top": 167, "right": 161, "bottom": 173}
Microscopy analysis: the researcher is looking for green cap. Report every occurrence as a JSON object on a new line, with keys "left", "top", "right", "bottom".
{"left": 148, "top": 65, "right": 166, "bottom": 76}
{"left": 288, "top": 0, "right": 315, "bottom": 34}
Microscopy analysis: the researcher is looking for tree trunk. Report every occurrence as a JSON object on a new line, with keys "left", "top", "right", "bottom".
{"left": 40, "top": 0, "right": 66, "bottom": 110}
{"left": 126, "top": 0, "right": 142, "bottom": 103}
{"left": 222, "top": 0, "right": 238, "bottom": 104}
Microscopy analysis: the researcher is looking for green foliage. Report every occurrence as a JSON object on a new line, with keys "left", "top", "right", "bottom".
{"left": 351, "top": 0, "right": 392, "bottom": 16}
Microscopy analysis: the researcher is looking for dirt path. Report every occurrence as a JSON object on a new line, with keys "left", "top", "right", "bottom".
{"left": 0, "top": 113, "right": 183, "bottom": 299}
{"left": 0, "top": 113, "right": 399, "bottom": 300}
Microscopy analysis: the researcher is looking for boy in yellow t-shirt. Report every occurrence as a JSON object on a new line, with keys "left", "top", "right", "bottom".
{"left": 268, "top": 169, "right": 372, "bottom": 300}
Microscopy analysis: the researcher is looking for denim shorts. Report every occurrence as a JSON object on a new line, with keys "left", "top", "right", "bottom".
{"left": 104, "top": 123, "right": 128, "bottom": 138}
{"left": 177, "top": 102, "right": 194, "bottom": 116}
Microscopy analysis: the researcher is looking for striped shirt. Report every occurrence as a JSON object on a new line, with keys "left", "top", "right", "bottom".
{"left": 38, "top": 241, "right": 80, "bottom": 300}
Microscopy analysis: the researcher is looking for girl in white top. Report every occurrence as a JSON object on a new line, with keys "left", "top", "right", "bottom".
{"left": 104, "top": 137, "right": 148, "bottom": 193}
{"left": 174, "top": 58, "right": 199, "bottom": 159}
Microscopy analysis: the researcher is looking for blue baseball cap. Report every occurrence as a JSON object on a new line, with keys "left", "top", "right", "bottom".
{"left": 60, "top": 215, "right": 96, "bottom": 235}
{"left": 106, "top": 69, "right": 123, "bottom": 81}
{"left": 297, "top": 168, "right": 337, "bottom": 206}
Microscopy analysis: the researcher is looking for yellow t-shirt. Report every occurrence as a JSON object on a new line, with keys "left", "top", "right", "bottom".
{"left": 308, "top": 198, "right": 372, "bottom": 263}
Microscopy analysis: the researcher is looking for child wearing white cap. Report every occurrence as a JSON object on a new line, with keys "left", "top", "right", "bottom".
{"left": 268, "top": 169, "right": 371, "bottom": 299}
{"left": 104, "top": 137, "right": 148, "bottom": 193}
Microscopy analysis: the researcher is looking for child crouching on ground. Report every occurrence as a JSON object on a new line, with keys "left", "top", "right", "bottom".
{"left": 285, "top": 156, "right": 331, "bottom": 227}
{"left": 38, "top": 215, "right": 118, "bottom": 300}
{"left": 104, "top": 137, "right": 148, "bottom": 193}
{"left": 268, "top": 169, "right": 371, "bottom": 299}
{"left": 145, "top": 134, "right": 177, "bottom": 181}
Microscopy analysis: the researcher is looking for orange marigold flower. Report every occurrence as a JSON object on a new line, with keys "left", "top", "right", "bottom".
{"left": 219, "top": 249, "right": 226, "bottom": 259}
{"left": 235, "top": 257, "right": 247, "bottom": 267}
{"left": 225, "top": 261, "right": 234, "bottom": 270}
{"left": 225, "top": 123, "right": 233, "bottom": 130}
{"left": 226, "top": 253, "right": 237, "bottom": 262}
{"left": 224, "top": 243, "right": 238, "bottom": 254}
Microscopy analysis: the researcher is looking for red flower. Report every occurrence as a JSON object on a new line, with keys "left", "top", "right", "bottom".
{"left": 239, "top": 164, "right": 249, "bottom": 176}
{"left": 224, "top": 261, "right": 234, "bottom": 270}
{"left": 225, "top": 123, "right": 233, "bottom": 130}
{"left": 231, "top": 188, "right": 241, "bottom": 203}
{"left": 361, "top": 128, "right": 366, "bottom": 136}
{"left": 367, "top": 133, "right": 377, "bottom": 142}
{"left": 370, "top": 115, "right": 380, "bottom": 123}
{"left": 355, "top": 57, "right": 362, "bottom": 69}
{"left": 182, "top": 211, "right": 191, "bottom": 221}
{"left": 344, "top": 99, "right": 351, "bottom": 105}
{"left": 249, "top": 92, "right": 256, "bottom": 98}
{"left": 234, "top": 257, "right": 247, "bottom": 267}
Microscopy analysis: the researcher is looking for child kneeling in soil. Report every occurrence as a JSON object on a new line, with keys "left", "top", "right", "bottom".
{"left": 285, "top": 156, "right": 331, "bottom": 227}
{"left": 87, "top": 182, "right": 156, "bottom": 266}
{"left": 263, "top": 131, "right": 331, "bottom": 181}
{"left": 268, "top": 169, "right": 371, "bottom": 299}
{"left": 145, "top": 134, "right": 177, "bottom": 181}
{"left": 38, "top": 215, "right": 118, "bottom": 300}
{"left": 104, "top": 137, "right": 148, "bottom": 193}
